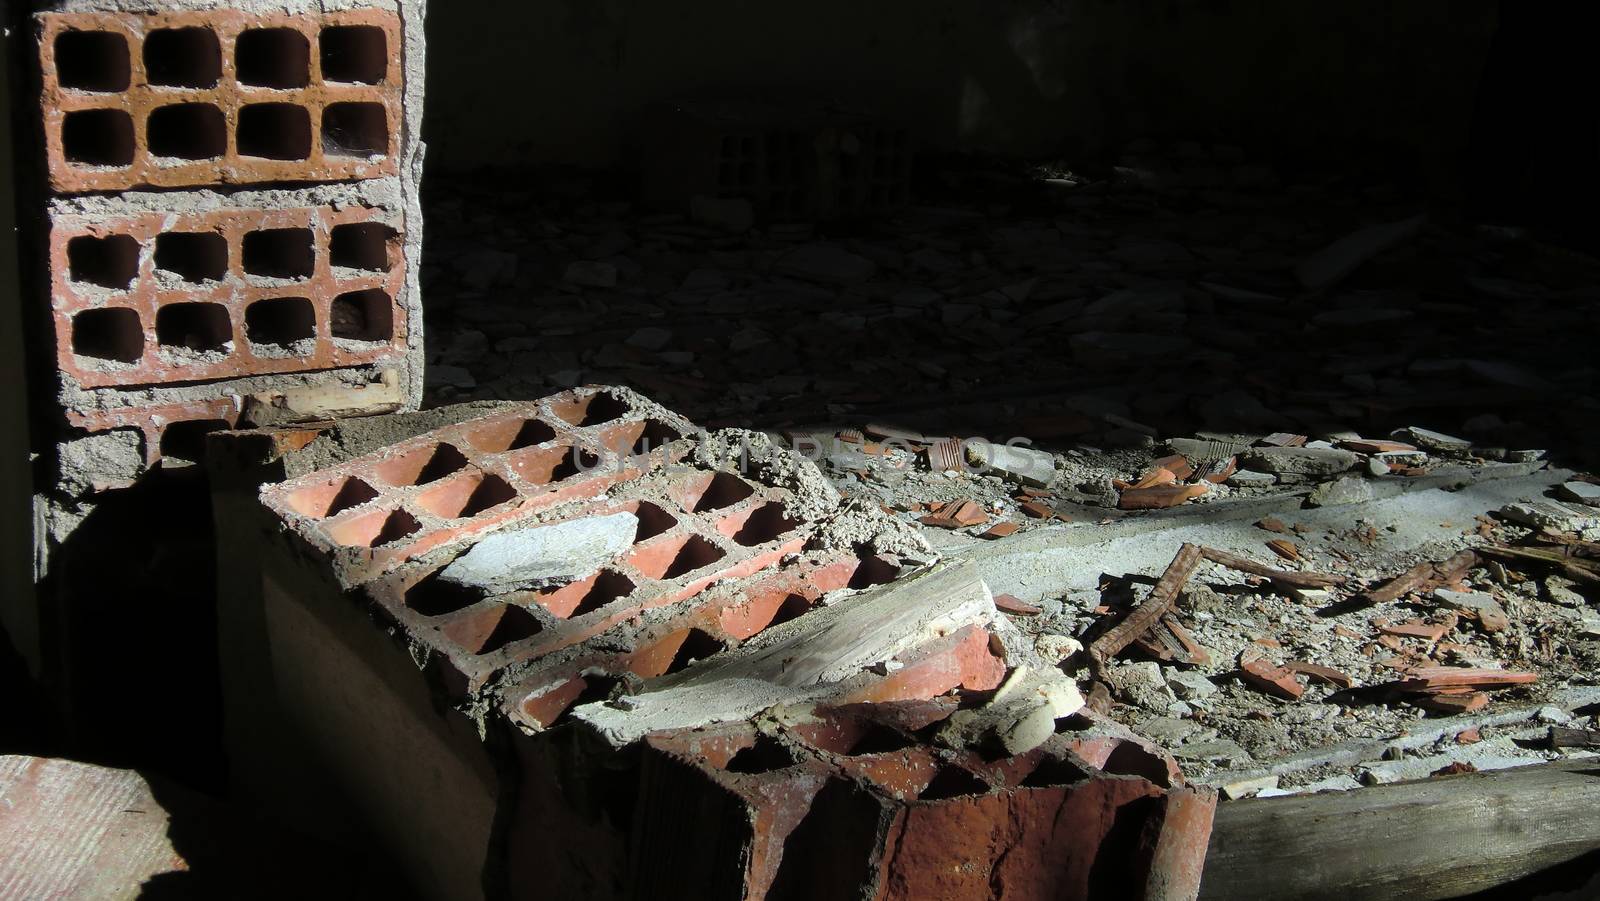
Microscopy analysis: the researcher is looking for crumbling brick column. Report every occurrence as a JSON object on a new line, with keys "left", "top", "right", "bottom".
{"left": 15, "top": 0, "right": 427, "bottom": 781}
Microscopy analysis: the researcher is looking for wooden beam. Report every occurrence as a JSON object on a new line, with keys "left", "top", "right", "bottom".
{"left": 1200, "top": 760, "right": 1600, "bottom": 901}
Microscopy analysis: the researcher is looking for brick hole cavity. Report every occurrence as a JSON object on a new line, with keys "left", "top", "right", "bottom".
{"left": 329, "top": 222, "right": 394, "bottom": 272}
{"left": 723, "top": 734, "right": 801, "bottom": 774}
{"left": 62, "top": 109, "right": 135, "bottom": 167}
{"left": 536, "top": 570, "right": 636, "bottom": 619}
{"left": 405, "top": 570, "right": 485, "bottom": 617}
{"left": 143, "top": 27, "right": 221, "bottom": 88}
{"left": 327, "top": 507, "right": 422, "bottom": 549}
{"left": 465, "top": 417, "right": 556, "bottom": 454}
{"left": 666, "top": 628, "right": 727, "bottom": 674}
{"left": 54, "top": 31, "right": 130, "bottom": 92}
{"left": 71, "top": 308, "right": 144, "bottom": 364}
{"left": 631, "top": 534, "right": 726, "bottom": 581}
{"left": 917, "top": 766, "right": 988, "bottom": 801}
{"left": 286, "top": 475, "right": 380, "bottom": 518}
{"left": 155, "top": 232, "right": 227, "bottom": 283}
{"left": 322, "top": 102, "right": 388, "bottom": 158}
{"left": 67, "top": 234, "right": 139, "bottom": 290}
{"left": 245, "top": 297, "right": 316, "bottom": 352}
{"left": 442, "top": 604, "right": 542, "bottom": 657}
{"left": 320, "top": 25, "right": 388, "bottom": 84}
{"left": 685, "top": 472, "right": 756, "bottom": 513}
{"left": 508, "top": 444, "right": 599, "bottom": 485}
{"left": 416, "top": 472, "right": 518, "bottom": 519}
{"left": 235, "top": 28, "right": 310, "bottom": 88}
{"left": 374, "top": 442, "right": 468, "bottom": 487}
{"left": 718, "top": 502, "right": 798, "bottom": 547}
{"left": 242, "top": 228, "right": 315, "bottom": 280}
{"left": 548, "top": 390, "right": 630, "bottom": 427}
{"left": 330, "top": 289, "right": 394, "bottom": 342}
{"left": 159, "top": 419, "right": 229, "bottom": 467}
{"left": 147, "top": 103, "right": 226, "bottom": 160}
{"left": 156, "top": 302, "right": 232, "bottom": 354}
{"left": 237, "top": 103, "right": 312, "bottom": 160}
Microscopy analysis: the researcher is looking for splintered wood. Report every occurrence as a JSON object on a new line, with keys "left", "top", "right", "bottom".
{"left": 1362, "top": 550, "right": 1478, "bottom": 605}
{"left": 1090, "top": 543, "right": 1203, "bottom": 664}
{"left": 1090, "top": 544, "right": 1344, "bottom": 669}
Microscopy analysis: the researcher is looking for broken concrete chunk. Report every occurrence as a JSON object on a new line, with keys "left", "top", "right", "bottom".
{"left": 1034, "top": 633, "right": 1082, "bottom": 663}
{"left": 1166, "top": 670, "right": 1218, "bottom": 700}
{"left": 1558, "top": 481, "right": 1600, "bottom": 508}
{"left": 1238, "top": 446, "right": 1358, "bottom": 476}
{"left": 1220, "top": 774, "right": 1279, "bottom": 801}
{"left": 936, "top": 667, "right": 1085, "bottom": 756}
{"left": 1499, "top": 500, "right": 1600, "bottom": 533}
{"left": 1226, "top": 469, "right": 1276, "bottom": 488}
{"left": 1107, "top": 661, "right": 1176, "bottom": 712}
{"left": 60, "top": 429, "right": 146, "bottom": 493}
{"left": 966, "top": 440, "right": 1056, "bottom": 487}
{"left": 1307, "top": 475, "right": 1375, "bottom": 507}
{"left": 1399, "top": 426, "right": 1472, "bottom": 456}
{"left": 438, "top": 512, "right": 639, "bottom": 594}
{"left": 1433, "top": 589, "right": 1510, "bottom": 633}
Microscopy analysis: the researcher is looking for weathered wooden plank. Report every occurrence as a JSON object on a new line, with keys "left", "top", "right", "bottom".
{"left": 1200, "top": 760, "right": 1600, "bottom": 901}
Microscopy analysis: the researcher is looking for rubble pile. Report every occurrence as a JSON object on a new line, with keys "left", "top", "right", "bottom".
{"left": 257, "top": 387, "right": 1217, "bottom": 899}
{"left": 409, "top": 146, "right": 1600, "bottom": 804}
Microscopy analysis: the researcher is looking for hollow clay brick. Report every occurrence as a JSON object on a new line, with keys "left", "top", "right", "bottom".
{"left": 38, "top": 8, "right": 402, "bottom": 193}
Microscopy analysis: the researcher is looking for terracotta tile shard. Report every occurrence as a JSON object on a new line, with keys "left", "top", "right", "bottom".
{"left": 1456, "top": 727, "right": 1482, "bottom": 744}
{"left": 926, "top": 438, "right": 966, "bottom": 471}
{"left": 1267, "top": 539, "right": 1300, "bottom": 562}
{"left": 1203, "top": 457, "right": 1239, "bottom": 484}
{"left": 1333, "top": 625, "right": 1363, "bottom": 640}
{"left": 981, "top": 521, "right": 1021, "bottom": 539}
{"left": 1256, "top": 516, "right": 1289, "bottom": 533}
{"left": 1118, "top": 483, "right": 1209, "bottom": 510}
{"left": 1388, "top": 667, "right": 1538, "bottom": 692}
{"left": 1260, "top": 433, "right": 1308, "bottom": 448}
{"left": 1339, "top": 438, "right": 1420, "bottom": 454}
{"left": 1238, "top": 656, "right": 1305, "bottom": 700}
{"left": 1377, "top": 619, "right": 1452, "bottom": 642}
{"left": 1415, "top": 692, "right": 1490, "bottom": 714}
{"left": 919, "top": 499, "right": 988, "bottom": 529}
{"left": 1432, "top": 761, "right": 1479, "bottom": 777}
{"left": 1152, "top": 454, "right": 1197, "bottom": 481}
{"left": 993, "top": 594, "right": 1043, "bottom": 616}
{"left": 1020, "top": 500, "right": 1054, "bottom": 519}
{"left": 1286, "top": 661, "right": 1354, "bottom": 689}
{"left": 1362, "top": 550, "right": 1480, "bottom": 606}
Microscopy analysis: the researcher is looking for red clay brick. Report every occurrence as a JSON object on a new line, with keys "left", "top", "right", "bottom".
{"left": 262, "top": 389, "right": 689, "bottom": 586}
{"left": 66, "top": 396, "right": 241, "bottom": 467}
{"left": 51, "top": 204, "right": 405, "bottom": 388}
{"left": 37, "top": 9, "right": 402, "bottom": 193}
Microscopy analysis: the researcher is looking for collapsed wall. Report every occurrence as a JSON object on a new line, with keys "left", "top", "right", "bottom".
{"left": 235, "top": 386, "right": 1215, "bottom": 900}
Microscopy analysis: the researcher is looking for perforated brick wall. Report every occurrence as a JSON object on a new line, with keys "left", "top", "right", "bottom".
{"left": 38, "top": 8, "right": 402, "bottom": 193}
{"left": 51, "top": 203, "right": 405, "bottom": 389}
